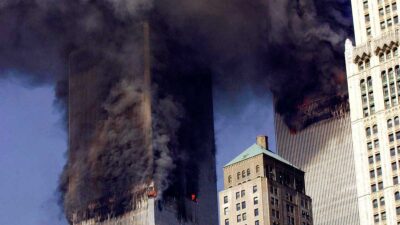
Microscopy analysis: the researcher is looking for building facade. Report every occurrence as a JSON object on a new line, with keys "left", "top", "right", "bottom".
{"left": 345, "top": 0, "right": 400, "bottom": 224}
{"left": 219, "top": 136, "right": 313, "bottom": 225}
{"left": 275, "top": 112, "right": 360, "bottom": 225}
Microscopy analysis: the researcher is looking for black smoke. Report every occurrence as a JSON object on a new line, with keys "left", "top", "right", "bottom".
{"left": 0, "top": 0, "right": 353, "bottom": 222}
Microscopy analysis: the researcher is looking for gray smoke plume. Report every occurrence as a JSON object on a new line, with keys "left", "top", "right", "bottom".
{"left": 0, "top": 0, "right": 353, "bottom": 222}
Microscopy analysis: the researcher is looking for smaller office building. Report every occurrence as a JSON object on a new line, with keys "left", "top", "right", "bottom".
{"left": 219, "top": 136, "right": 313, "bottom": 225}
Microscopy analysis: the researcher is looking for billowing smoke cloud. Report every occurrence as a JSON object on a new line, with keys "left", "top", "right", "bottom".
{"left": 0, "top": 0, "right": 352, "bottom": 222}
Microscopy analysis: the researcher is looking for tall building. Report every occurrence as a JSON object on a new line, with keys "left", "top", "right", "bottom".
{"left": 66, "top": 23, "right": 218, "bottom": 225}
{"left": 219, "top": 136, "right": 313, "bottom": 225}
{"left": 275, "top": 110, "right": 360, "bottom": 225}
{"left": 345, "top": 0, "right": 400, "bottom": 224}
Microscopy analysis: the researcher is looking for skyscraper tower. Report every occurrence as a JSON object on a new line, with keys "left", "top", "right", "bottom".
{"left": 66, "top": 22, "right": 218, "bottom": 225}
{"left": 275, "top": 104, "right": 360, "bottom": 225}
{"left": 345, "top": 0, "right": 400, "bottom": 224}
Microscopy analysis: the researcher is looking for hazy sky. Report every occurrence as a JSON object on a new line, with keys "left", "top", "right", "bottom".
{"left": 0, "top": 78, "right": 275, "bottom": 225}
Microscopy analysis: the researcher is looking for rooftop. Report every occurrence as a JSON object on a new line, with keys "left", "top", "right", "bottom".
{"left": 224, "top": 143, "right": 300, "bottom": 170}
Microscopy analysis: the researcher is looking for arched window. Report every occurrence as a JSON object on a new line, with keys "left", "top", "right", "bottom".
{"left": 389, "top": 68, "right": 394, "bottom": 82}
{"left": 395, "top": 191, "right": 400, "bottom": 201}
{"left": 388, "top": 119, "right": 393, "bottom": 128}
{"left": 359, "top": 62, "right": 364, "bottom": 71}
{"left": 367, "top": 76, "right": 373, "bottom": 87}
{"left": 242, "top": 170, "right": 245, "bottom": 178}
{"left": 366, "top": 127, "right": 372, "bottom": 137}
{"left": 380, "top": 197, "right": 385, "bottom": 206}
{"left": 360, "top": 79, "right": 366, "bottom": 92}
{"left": 373, "top": 125, "right": 378, "bottom": 134}
{"left": 373, "top": 199, "right": 378, "bottom": 208}
{"left": 247, "top": 169, "right": 250, "bottom": 176}
{"left": 395, "top": 117, "right": 400, "bottom": 126}
{"left": 366, "top": 59, "right": 370, "bottom": 68}
{"left": 256, "top": 165, "right": 260, "bottom": 173}
{"left": 237, "top": 172, "right": 240, "bottom": 180}
{"left": 228, "top": 175, "right": 232, "bottom": 183}
{"left": 382, "top": 71, "right": 387, "bottom": 83}
{"left": 387, "top": 50, "right": 392, "bottom": 60}
{"left": 380, "top": 53, "right": 385, "bottom": 62}
{"left": 394, "top": 47, "right": 399, "bottom": 57}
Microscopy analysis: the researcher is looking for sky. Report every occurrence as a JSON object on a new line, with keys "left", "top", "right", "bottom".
{"left": 0, "top": 77, "right": 275, "bottom": 225}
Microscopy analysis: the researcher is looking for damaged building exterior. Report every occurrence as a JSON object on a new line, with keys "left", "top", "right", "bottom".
{"left": 274, "top": 99, "right": 360, "bottom": 225}
{"left": 66, "top": 23, "right": 218, "bottom": 225}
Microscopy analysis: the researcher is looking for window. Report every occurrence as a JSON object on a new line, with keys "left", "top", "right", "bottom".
{"left": 359, "top": 62, "right": 364, "bottom": 71}
{"left": 236, "top": 203, "right": 240, "bottom": 211}
{"left": 237, "top": 172, "right": 240, "bottom": 180}
{"left": 373, "top": 199, "right": 378, "bottom": 208}
{"left": 369, "top": 156, "right": 374, "bottom": 164}
{"left": 225, "top": 219, "right": 229, "bottom": 225}
{"left": 388, "top": 119, "right": 393, "bottom": 128}
{"left": 395, "top": 117, "right": 400, "bottom": 126}
{"left": 380, "top": 53, "right": 385, "bottom": 62}
{"left": 393, "top": 162, "right": 398, "bottom": 171}
{"left": 388, "top": 18, "right": 393, "bottom": 27}
{"left": 247, "top": 169, "right": 250, "bottom": 176}
{"left": 254, "top": 197, "right": 259, "bottom": 205}
{"left": 254, "top": 208, "right": 259, "bottom": 216}
{"left": 379, "top": 7, "right": 384, "bottom": 16}
{"left": 253, "top": 185, "right": 257, "bottom": 193}
{"left": 389, "top": 133, "right": 394, "bottom": 142}
{"left": 256, "top": 165, "right": 260, "bottom": 173}
{"left": 367, "top": 27, "right": 372, "bottom": 36}
{"left": 242, "top": 170, "right": 245, "bottom": 178}
{"left": 255, "top": 220, "right": 259, "bottom": 225}
{"left": 373, "top": 125, "right": 378, "bottom": 134}
{"left": 397, "top": 206, "right": 400, "bottom": 215}
{"left": 377, "top": 167, "right": 382, "bottom": 176}
{"left": 374, "top": 214, "right": 379, "bottom": 223}
{"left": 380, "top": 197, "right": 385, "bottom": 206}
{"left": 370, "top": 170, "right": 376, "bottom": 178}
{"left": 365, "top": 14, "right": 370, "bottom": 22}
{"left": 372, "top": 184, "right": 377, "bottom": 192}
{"left": 228, "top": 175, "right": 232, "bottom": 183}
{"left": 241, "top": 201, "right": 246, "bottom": 209}
{"left": 376, "top": 153, "right": 381, "bottom": 162}
{"left": 241, "top": 190, "right": 245, "bottom": 197}
{"left": 387, "top": 50, "right": 392, "bottom": 60}
{"left": 395, "top": 192, "right": 400, "bottom": 201}
{"left": 364, "top": 1, "right": 368, "bottom": 9}
{"left": 393, "top": 2, "right": 397, "bottom": 11}
{"left": 237, "top": 214, "right": 241, "bottom": 222}
{"left": 395, "top": 16, "right": 399, "bottom": 24}
{"left": 391, "top": 148, "right": 396, "bottom": 157}
{"left": 224, "top": 207, "right": 228, "bottom": 215}
{"left": 366, "top": 127, "right": 372, "bottom": 137}
{"left": 242, "top": 213, "right": 246, "bottom": 221}
{"left": 374, "top": 139, "right": 379, "bottom": 148}
{"left": 394, "top": 176, "right": 399, "bottom": 184}
{"left": 236, "top": 192, "right": 240, "bottom": 199}
{"left": 381, "top": 21, "right": 386, "bottom": 30}
{"left": 381, "top": 211, "right": 386, "bottom": 221}
{"left": 224, "top": 196, "right": 228, "bottom": 203}
{"left": 368, "top": 142, "right": 373, "bottom": 150}
{"left": 386, "top": 5, "right": 391, "bottom": 13}
{"left": 396, "top": 131, "right": 400, "bottom": 140}
{"left": 378, "top": 181, "right": 383, "bottom": 190}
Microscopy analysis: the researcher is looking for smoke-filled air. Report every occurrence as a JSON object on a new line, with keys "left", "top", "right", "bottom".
{"left": 0, "top": 0, "right": 353, "bottom": 223}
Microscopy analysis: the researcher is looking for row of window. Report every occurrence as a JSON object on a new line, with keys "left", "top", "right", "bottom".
{"left": 388, "top": 131, "right": 400, "bottom": 142}
{"left": 379, "top": 48, "right": 399, "bottom": 63}
{"left": 374, "top": 206, "right": 400, "bottom": 223}
{"left": 229, "top": 166, "right": 261, "bottom": 183}
{"left": 367, "top": 139, "right": 380, "bottom": 151}
{"left": 371, "top": 181, "right": 384, "bottom": 192}
{"left": 366, "top": 124, "right": 379, "bottom": 137}
{"left": 361, "top": 77, "right": 375, "bottom": 117}
{"left": 224, "top": 185, "right": 258, "bottom": 204}
{"left": 224, "top": 218, "right": 260, "bottom": 225}
{"left": 382, "top": 66, "right": 400, "bottom": 108}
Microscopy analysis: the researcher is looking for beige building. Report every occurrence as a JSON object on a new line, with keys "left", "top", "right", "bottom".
{"left": 219, "top": 136, "right": 313, "bottom": 225}
{"left": 345, "top": 0, "right": 400, "bottom": 224}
